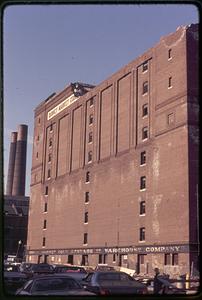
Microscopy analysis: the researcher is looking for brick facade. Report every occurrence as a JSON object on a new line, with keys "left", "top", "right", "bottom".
{"left": 26, "top": 24, "right": 199, "bottom": 277}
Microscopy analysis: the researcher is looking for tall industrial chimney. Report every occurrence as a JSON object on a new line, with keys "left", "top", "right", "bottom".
{"left": 6, "top": 132, "right": 17, "bottom": 195}
{"left": 12, "top": 124, "right": 28, "bottom": 196}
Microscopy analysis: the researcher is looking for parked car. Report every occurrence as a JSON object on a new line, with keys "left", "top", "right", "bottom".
{"left": 19, "top": 262, "right": 38, "bottom": 273}
{"left": 54, "top": 265, "right": 87, "bottom": 274}
{"left": 81, "top": 271, "right": 148, "bottom": 295}
{"left": 4, "top": 264, "right": 28, "bottom": 295}
{"left": 15, "top": 275, "right": 96, "bottom": 295}
{"left": 23, "top": 263, "right": 55, "bottom": 278}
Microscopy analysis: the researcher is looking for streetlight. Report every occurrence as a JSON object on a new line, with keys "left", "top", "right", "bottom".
{"left": 16, "top": 240, "right": 22, "bottom": 260}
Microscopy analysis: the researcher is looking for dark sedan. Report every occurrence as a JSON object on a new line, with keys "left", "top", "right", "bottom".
{"left": 82, "top": 271, "right": 148, "bottom": 295}
{"left": 16, "top": 275, "right": 96, "bottom": 295}
{"left": 23, "top": 263, "right": 55, "bottom": 278}
{"left": 4, "top": 264, "right": 28, "bottom": 295}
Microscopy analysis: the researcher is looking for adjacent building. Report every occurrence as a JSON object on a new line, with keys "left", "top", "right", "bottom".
{"left": 26, "top": 24, "right": 199, "bottom": 276}
{"left": 4, "top": 124, "right": 29, "bottom": 261}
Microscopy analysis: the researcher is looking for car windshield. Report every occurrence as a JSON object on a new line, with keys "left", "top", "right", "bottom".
{"left": 32, "top": 278, "right": 82, "bottom": 292}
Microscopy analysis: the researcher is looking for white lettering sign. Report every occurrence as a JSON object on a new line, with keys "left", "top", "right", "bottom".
{"left": 47, "top": 94, "right": 79, "bottom": 120}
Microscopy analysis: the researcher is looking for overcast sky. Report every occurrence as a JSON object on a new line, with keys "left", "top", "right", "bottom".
{"left": 3, "top": 3, "right": 199, "bottom": 195}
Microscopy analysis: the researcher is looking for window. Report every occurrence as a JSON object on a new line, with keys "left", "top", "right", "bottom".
{"left": 50, "top": 124, "right": 53, "bottom": 132}
{"left": 140, "top": 176, "right": 146, "bottom": 190}
{"left": 47, "top": 169, "right": 51, "bottom": 179}
{"left": 36, "top": 152, "right": 39, "bottom": 159}
{"left": 88, "top": 132, "right": 93, "bottom": 143}
{"left": 168, "top": 77, "right": 172, "bottom": 88}
{"left": 140, "top": 151, "right": 146, "bottom": 165}
{"left": 49, "top": 138, "right": 52, "bottom": 147}
{"left": 42, "top": 237, "right": 46, "bottom": 247}
{"left": 45, "top": 186, "right": 48, "bottom": 196}
{"left": 90, "top": 98, "right": 94, "bottom": 107}
{"left": 89, "top": 114, "right": 93, "bottom": 125}
{"left": 85, "top": 192, "right": 90, "bottom": 203}
{"left": 67, "top": 255, "right": 74, "bottom": 265}
{"left": 86, "top": 171, "right": 90, "bottom": 183}
{"left": 99, "top": 254, "right": 102, "bottom": 264}
{"left": 142, "top": 61, "right": 148, "bottom": 72}
{"left": 142, "top": 104, "right": 148, "bottom": 117}
{"left": 168, "top": 49, "right": 172, "bottom": 60}
{"left": 44, "top": 203, "right": 48, "bottom": 212}
{"left": 142, "top": 127, "right": 148, "bottom": 140}
{"left": 48, "top": 154, "right": 51, "bottom": 163}
{"left": 37, "top": 135, "right": 40, "bottom": 141}
{"left": 43, "top": 220, "right": 47, "bottom": 229}
{"left": 83, "top": 233, "right": 88, "bottom": 245}
{"left": 84, "top": 212, "right": 88, "bottom": 223}
{"left": 139, "top": 227, "right": 145, "bottom": 241}
{"left": 167, "top": 113, "right": 174, "bottom": 125}
{"left": 165, "top": 253, "right": 171, "bottom": 265}
{"left": 172, "top": 253, "right": 178, "bottom": 265}
{"left": 142, "top": 81, "right": 148, "bottom": 94}
{"left": 139, "top": 254, "right": 145, "bottom": 264}
{"left": 38, "top": 117, "right": 41, "bottom": 124}
{"left": 140, "top": 201, "right": 146, "bottom": 215}
{"left": 88, "top": 151, "right": 92, "bottom": 163}
{"left": 113, "top": 254, "right": 116, "bottom": 262}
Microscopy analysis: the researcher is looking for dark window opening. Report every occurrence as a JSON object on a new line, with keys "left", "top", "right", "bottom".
{"left": 86, "top": 171, "right": 90, "bottom": 183}
{"left": 168, "top": 76, "right": 172, "bottom": 88}
{"left": 140, "top": 176, "right": 146, "bottom": 190}
{"left": 172, "top": 253, "right": 178, "bottom": 265}
{"left": 49, "top": 138, "right": 52, "bottom": 147}
{"left": 140, "top": 151, "right": 146, "bottom": 165}
{"left": 139, "top": 227, "right": 145, "bottom": 241}
{"left": 84, "top": 233, "right": 88, "bottom": 245}
{"left": 88, "top": 132, "right": 93, "bottom": 143}
{"left": 140, "top": 201, "right": 146, "bottom": 215}
{"left": 165, "top": 253, "right": 171, "bottom": 265}
{"left": 43, "top": 220, "right": 47, "bottom": 229}
{"left": 44, "top": 203, "right": 48, "bottom": 212}
{"left": 84, "top": 212, "right": 88, "bottom": 223}
{"left": 89, "top": 114, "right": 93, "bottom": 125}
{"left": 47, "top": 169, "right": 51, "bottom": 179}
{"left": 168, "top": 49, "right": 172, "bottom": 59}
{"left": 142, "top": 127, "right": 148, "bottom": 140}
{"left": 88, "top": 151, "right": 92, "bottom": 162}
{"left": 68, "top": 255, "right": 74, "bottom": 265}
{"left": 85, "top": 191, "right": 90, "bottom": 203}
{"left": 142, "top": 62, "right": 148, "bottom": 72}
{"left": 142, "top": 104, "right": 148, "bottom": 117}
{"left": 42, "top": 237, "right": 46, "bottom": 247}
{"left": 45, "top": 186, "right": 48, "bottom": 196}
{"left": 139, "top": 254, "right": 145, "bottom": 264}
{"left": 143, "top": 81, "right": 148, "bottom": 94}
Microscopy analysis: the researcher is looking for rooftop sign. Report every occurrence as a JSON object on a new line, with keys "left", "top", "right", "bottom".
{"left": 47, "top": 94, "right": 79, "bottom": 120}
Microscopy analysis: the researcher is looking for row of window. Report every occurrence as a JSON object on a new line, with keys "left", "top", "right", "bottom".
{"left": 142, "top": 76, "right": 172, "bottom": 96}
{"left": 141, "top": 48, "right": 172, "bottom": 73}
{"left": 139, "top": 252, "right": 178, "bottom": 266}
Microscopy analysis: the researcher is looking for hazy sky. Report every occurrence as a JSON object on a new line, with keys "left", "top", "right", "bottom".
{"left": 3, "top": 3, "right": 199, "bottom": 195}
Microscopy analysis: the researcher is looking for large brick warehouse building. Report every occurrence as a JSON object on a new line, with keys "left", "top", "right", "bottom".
{"left": 26, "top": 24, "right": 199, "bottom": 276}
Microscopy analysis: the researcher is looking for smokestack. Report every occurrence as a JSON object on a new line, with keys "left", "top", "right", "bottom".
{"left": 6, "top": 132, "right": 17, "bottom": 195}
{"left": 12, "top": 124, "right": 28, "bottom": 196}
